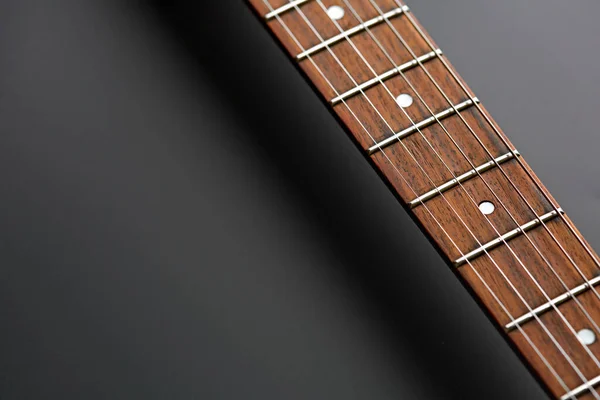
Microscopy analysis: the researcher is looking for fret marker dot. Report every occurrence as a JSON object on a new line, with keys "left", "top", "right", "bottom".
{"left": 479, "top": 201, "right": 495, "bottom": 215}
{"left": 396, "top": 94, "right": 414, "bottom": 108}
{"left": 578, "top": 329, "right": 596, "bottom": 346}
{"left": 327, "top": 5, "right": 345, "bottom": 20}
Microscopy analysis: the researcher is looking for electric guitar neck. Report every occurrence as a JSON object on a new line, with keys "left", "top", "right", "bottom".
{"left": 246, "top": 1, "right": 600, "bottom": 398}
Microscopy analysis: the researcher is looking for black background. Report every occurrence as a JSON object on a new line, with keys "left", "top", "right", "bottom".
{"left": 0, "top": 1, "right": 599, "bottom": 399}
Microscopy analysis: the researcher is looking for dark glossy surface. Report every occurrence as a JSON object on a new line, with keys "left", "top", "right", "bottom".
{"left": 0, "top": 1, "right": 598, "bottom": 399}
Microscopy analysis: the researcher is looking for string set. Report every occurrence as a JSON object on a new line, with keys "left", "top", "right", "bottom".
{"left": 259, "top": 0, "right": 600, "bottom": 396}
{"left": 318, "top": 3, "right": 600, "bottom": 385}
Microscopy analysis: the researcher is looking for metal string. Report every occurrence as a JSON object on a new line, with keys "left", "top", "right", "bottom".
{"left": 387, "top": 0, "right": 600, "bottom": 290}
{"left": 305, "top": 0, "right": 600, "bottom": 394}
{"left": 350, "top": 0, "right": 600, "bottom": 382}
{"left": 258, "top": 0, "right": 575, "bottom": 395}
{"left": 259, "top": 2, "right": 570, "bottom": 394}
{"left": 364, "top": 1, "right": 600, "bottom": 390}
{"left": 335, "top": 0, "right": 600, "bottom": 339}
{"left": 406, "top": 3, "right": 600, "bottom": 273}
{"left": 370, "top": 0, "right": 600, "bottom": 326}
{"left": 298, "top": 0, "right": 600, "bottom": 393}
{"left": 263, "top": 0, "right": 586, "bottom": 395}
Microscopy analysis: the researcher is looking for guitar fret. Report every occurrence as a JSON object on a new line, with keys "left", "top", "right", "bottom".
{"left": 408, "top": 151, "right": 520, "bottom": 208}
{"left": 454, "top": 209, "right": 564, "bottom": 267}
{"left": 368, "top": 98, "right": 479, "bottom": 155}
{"left": 265, "top": 0, "right": 311, "bottom": 20}
{"left": 330, "top": 49, "right": 442, "bottom": 105}
{"left": 296, "top": 6, "right": 410, "bottom": 60}
{"left": 506, "top": 275, "right": 600, "bottom": 331}
{"left": 561, "top": 375, "right": 600, "bottom": 400}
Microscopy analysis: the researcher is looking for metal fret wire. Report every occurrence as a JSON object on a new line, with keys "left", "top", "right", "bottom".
{"left": 389, "top": 0, "right": 600, "bottom": 296}
{"left": 303, "top": 0, "right": 600, "bottom": 395}
{"left": 335, "top": 0, "right": 600, "bottom": 336}
{"left": 355, "top": 0, "right": 600, "bottom": 351}
{"left": 258, "top": 1, "right": 569, "bottom": 394}
{"left": 340, "top": 0, "right": 600, "bottom": 331}
{"left": 353, "top": 0, "right": 600, "bottom": 391}
{"left": 259, "top": 0, "right": 572, "bottom": 396}
{"left": 398, "top": 3, "right": 600, "bottom": 278}
{"left": 373, "top": 0, "right": 600, "bottom": 326}
{"left": 267, "top": 0, "right": 588, "bottom": 396}
{"left": 273, "top": 0, "right": 600, "bottom": 396}
{"left": 377, "top": 0, "right": 600, "bottom": 392}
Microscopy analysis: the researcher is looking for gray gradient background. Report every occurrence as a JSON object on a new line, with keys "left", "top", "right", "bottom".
{"left": 0, "top": 1, "right": 598, "bottom": 399}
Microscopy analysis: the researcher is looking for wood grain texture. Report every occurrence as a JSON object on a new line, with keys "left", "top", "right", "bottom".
{"left": 246, "top": 0, "right": 600, "bottom": 398}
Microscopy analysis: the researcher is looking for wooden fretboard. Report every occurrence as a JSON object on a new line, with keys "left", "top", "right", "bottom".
{"left": 246, "top": 1, "right": 600, "bottom": 398}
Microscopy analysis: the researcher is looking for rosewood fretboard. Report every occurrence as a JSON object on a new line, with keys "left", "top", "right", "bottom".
{"left": 246, "top": 1, "right": 600, "bottom": 398}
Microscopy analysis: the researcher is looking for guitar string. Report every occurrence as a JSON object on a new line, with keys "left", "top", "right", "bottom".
{"left": 353, "top": 0, "right": 600, "bottom": 380}
{"left": 398, "top": 0, "right": 600, "bottom": 274}
{"left": 258, "top": 0, "right": 573, "bottom": 395}
{"left": 264, "top": 0, "right": 589, "bottom": 396}
{"left": 290, "top": 0, "right": 600, "bottom": 394}
{"left": 335, "top": 0, "right": 600, "bottom": 351}
{"left": 305, "top": 0, "right": 600, "bottom": 394}
{"left": 377, "top": 0, "right": 600, "bottom": 391}
{"left": 369, "top": 0, "right": 600, "bottom": 329}
{"left": 391, "top": 0, "right": 600, "bottom": 288}
{"left": 257, "top": 1, "right": 570, "bottom": 395}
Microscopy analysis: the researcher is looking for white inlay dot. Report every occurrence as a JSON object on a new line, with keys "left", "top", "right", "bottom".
{"left": 578, "top": 329, "right": 596, "bottom": 346}
{"left": 396, "top": 94, "right": 414, "bottom": 108}
{"left": 327, "top": 5, "right": 345, "bottom": 20}
{"left": 479, "top": 201, "right": 495, "bottom": 215}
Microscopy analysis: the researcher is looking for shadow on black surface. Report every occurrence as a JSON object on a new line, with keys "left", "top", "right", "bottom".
{"left": 141, "top": 2, "right": 547, "bottom": 399}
